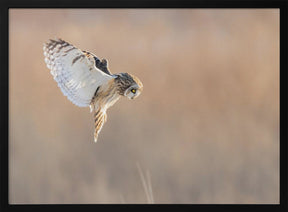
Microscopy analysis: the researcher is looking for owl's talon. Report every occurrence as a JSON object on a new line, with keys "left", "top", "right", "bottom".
{"left": 89, "top": 104, "right": 93, "bottom": 113}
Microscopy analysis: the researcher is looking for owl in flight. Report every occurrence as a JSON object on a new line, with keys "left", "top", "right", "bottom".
{"left": 43, "top": 38, "right": 143, "bottom": 142}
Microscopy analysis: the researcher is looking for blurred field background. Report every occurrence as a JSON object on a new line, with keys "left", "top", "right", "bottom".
{"left": 9, "top": 9, "right": 279, "bottom": 204}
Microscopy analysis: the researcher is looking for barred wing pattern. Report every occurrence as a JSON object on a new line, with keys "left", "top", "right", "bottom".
{"left": 43, "top": 38, "right": 113, "bottom": 107}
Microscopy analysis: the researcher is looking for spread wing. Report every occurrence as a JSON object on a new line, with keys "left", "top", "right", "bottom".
{"left": 43, "top": 38, "right": 113, "bottom": 107}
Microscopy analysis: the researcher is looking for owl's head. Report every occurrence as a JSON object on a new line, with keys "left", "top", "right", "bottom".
{"left": 115, "top": 73, "right": 143, "bottom": 100}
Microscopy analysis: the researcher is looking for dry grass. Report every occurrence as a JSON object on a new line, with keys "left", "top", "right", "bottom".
{"left": 137, "top": 163, "right": 154, "bottom": 203}
{"left": 9, "top": 9, "right": 279, "bottom": 204}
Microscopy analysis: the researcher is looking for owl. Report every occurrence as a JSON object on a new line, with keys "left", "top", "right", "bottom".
{"left": 43, "top": 38, "right": 143, "bottom": 142}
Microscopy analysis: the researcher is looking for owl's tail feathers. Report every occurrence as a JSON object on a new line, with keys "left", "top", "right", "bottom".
{"left": 93, "top": 110, "right": 107, "bottom": 143}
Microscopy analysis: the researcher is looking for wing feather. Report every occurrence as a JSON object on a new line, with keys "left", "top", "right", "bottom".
{"left": 43, "top": 38, "right": 113, "bottom": 107}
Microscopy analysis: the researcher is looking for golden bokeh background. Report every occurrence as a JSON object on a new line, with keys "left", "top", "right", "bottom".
{"left": 9, "top": 9, "right": 279, "bottom": 204}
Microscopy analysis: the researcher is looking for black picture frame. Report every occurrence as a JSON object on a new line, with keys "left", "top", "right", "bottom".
{"left": 1, "top": 0, "right": 287, "bottom": 211}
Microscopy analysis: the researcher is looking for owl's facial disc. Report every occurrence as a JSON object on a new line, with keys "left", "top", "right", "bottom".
{"left": 124, "top": 85, "right": 142, "bottom": 100}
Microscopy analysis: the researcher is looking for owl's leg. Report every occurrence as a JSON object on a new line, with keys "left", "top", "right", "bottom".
{"left": 93, "top": 110, "right": 107, "bottom": 143}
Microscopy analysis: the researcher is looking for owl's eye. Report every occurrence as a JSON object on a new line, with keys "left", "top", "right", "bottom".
{"left": 131, "top": 89, "right": 136, "bottom": 94}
